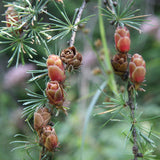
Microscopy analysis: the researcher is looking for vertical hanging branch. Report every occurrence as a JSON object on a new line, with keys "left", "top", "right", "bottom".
{"left": 127, "top": 82, "right": 138, "bottom": 160}
{"left": 69, "top": 0, "right": 89, "bottom": 47}
{"left": 103, "top": 0, "right": 147, "bottom": 159}
{"left": 127, "top": 82, "right": 143, "bottom": 160}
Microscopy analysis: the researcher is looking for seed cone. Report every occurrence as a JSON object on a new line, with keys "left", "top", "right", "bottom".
{"left": 129, "top": 53, "right": 146, "bottom": 88}
{"left": 5, "top": 6, "right": 19, "bottom": 27}
{"left": 60, "top": 46, "right": 82, "bottom": 71}
{"left": 34, "top": 108, "right": 51, "bottom": 133}
{"left": 40, "top": 125, "right": 58, "bottom": 151}
{"left": 46, "top": 81, "right": 65, "bottom": 106}
{"left": 114, "top": 26, "right": 130, "bottom": 53}
{"left": 5, "top": 6, "right": 23, "bottom": 34}
{"left": 47, "top": 55, "right": 66, "bottom": 82}
{"left": 111, "top": 53, "right": 128, "bottom": 79}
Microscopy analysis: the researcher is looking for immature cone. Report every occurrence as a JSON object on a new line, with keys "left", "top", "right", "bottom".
{"left": 46, "top": 81, "right": 64, "bottom": 106}
{"left": 47, "top": 55, "right": 66, "bottom": 82}
{"left": 60, "top": 46, "right": 82, "bottom": 71}
{"left": 129, "top": 53, "right": 146, "bottom": 87}
{"left": 111, "top": 53, "right": 128, "bottom": 79}
{"left": 5, "top": 6, "right": 19, "bottom": 27}
{"left": 114, "top": 26, "right": 130, "bottom": 53}
{"left": 40, "top": 125, "right": 58, "bottom": 151}
{"left": 34, "top": 107, "right": 51, "bottom": 132}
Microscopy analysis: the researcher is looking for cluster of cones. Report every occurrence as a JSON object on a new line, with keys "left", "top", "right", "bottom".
{"left": 34, "top": 46, "right": 82, "bottom": 152}
{"left": 5, "top": 2, "right": 83, "bottom": 156}
{"left": 34, "top": 107, "right": 58, "bottom": 152}
{"left": 46, "top": 46, "right": 82, "bottom": 112}
{"left": 5, "top": 3, "right": 83, "bottom": 154}
{"left": 111, "top": 26, "right": 146, "bottom": 89}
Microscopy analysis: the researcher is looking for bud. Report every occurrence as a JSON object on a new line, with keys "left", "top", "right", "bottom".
{"left": 60, "top": 46, "right": 82, "bottom": 71}
{"left": 92, "top": 67, "right": 102, "bottom": 75}
{"left": 114, "top": 26, "right": 130, "bottom": 53}
{"left": 111, "top": 53, "right": 128, "bottom": 79}
{"left": 47, "top": 55, "right": 66, "bottom": 82}
{"left": 40, "top": 125, "right": 58, "bottom": 151}
{"left": 34, "top": 107, "right": 51, "bottom": 132}
{"left": 94, "top": 39, "right": 102, "bottom": 49}
{"left": 46, "top": 81, "right": 64, "bottom": 106}
{"left": 129, "top": 53, "right": 146, "bottom": 85}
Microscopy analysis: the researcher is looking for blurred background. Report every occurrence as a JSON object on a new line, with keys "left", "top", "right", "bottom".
{"left": 0, "top": 0, "right": 160, "bottom": 159}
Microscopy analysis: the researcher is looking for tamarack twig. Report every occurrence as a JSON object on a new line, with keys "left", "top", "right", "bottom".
{"left": 69, "top": 0, "right": 89, "bottom": 47}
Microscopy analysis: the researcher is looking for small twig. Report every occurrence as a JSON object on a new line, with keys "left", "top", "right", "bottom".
{"left": 127, "top": 82, "right": 137, "bottom": 160}
{"left": 39, "top": 146, "right": 45, "bottom": 160}
{"left": 107, "top": 0, "right": 116, "bottom": 15}
{"left": 69, "top": 0, "right": 89, "bottom": 47}
{"left": 127, "top": 82, "right": 143, "bottom": 160}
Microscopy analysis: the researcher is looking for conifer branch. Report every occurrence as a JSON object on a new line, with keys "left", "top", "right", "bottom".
{"left": 127, "top": 82, "right": 143, "bottom": 160}
{"left": 69, "top": 0, "right": 89, "bottom": 47}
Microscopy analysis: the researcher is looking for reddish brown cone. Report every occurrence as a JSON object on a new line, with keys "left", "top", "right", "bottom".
{"left": 34, "top": 108, "right": 51, "bottom": 133}
{"left": 60, "top": 46, "right": 82, "bottom": 71}
{"left": 114, "top": 26, "right": 130, "bottom": 53}
{"left": 47, "top": 55, "right": 66, "bottom": 82}
{"left": 111, "top": 53, "right": 128, "bottom": 79}
{"left": 40, "top": 125, "right": 58, "bottom": 151}
{"left": 46, "top": 81, "right": 64, "bottom": 106}
{"left": 5, "top": 6, "right": 19, "bottom": 27}
{"left": 129, "top": 53, "right": 146, "bottom": 86}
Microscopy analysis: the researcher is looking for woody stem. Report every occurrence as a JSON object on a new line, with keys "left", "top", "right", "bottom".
{"left": 69, "top": 0, "right": 89, "bottom": 47}
{"left": 127, "top": 81, "right": 143, "bottom": 160}
{"left": 39, "top": 146, "right": 45, "bottom": 160}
